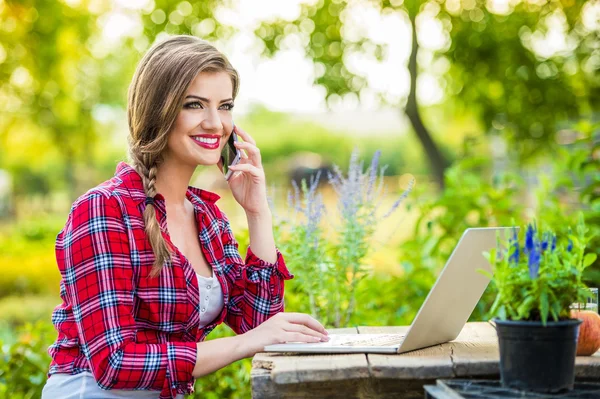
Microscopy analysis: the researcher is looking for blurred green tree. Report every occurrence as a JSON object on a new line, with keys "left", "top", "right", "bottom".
{"left": 439, "top": 0, "right": 599, "bottom": 159}
{"left": 254, "top": 0, "right": 599, "bottom": 188}
{"left": 139, "top": 0, "right": 231, "bottom": 42}
{"left": 1, "top": 1, "right": 99, "bottom": 199}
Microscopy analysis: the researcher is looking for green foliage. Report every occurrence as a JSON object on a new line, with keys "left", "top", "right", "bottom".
{"left": 483, "top": 215, "right": 597, "bottom": 325}
{"left": 436, "top": 0, "right": 599, "bottom": 156}
{"left": 1, "top": 1, "right": 101, "bottom": 198}
{"left": 140, "top": 0, "right": 231, "bottom": 43}
{"left": 555, "top": 121, "right": 600, "bottom": 280}
{"left": 349, "top": 271, "right": 432, "bottom": 327}
{"left": 0, "top": 321, "right": 55, "bottom": 399}
{"left": 439, "top": 0, "right": 599, "bottom": 158}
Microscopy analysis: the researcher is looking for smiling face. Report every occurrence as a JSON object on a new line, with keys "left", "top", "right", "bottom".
{"left": 163, "top": 71, "right": 235, "bottom": 168}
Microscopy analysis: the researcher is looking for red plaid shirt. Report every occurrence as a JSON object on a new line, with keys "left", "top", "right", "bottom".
{"left": 47, "top": 162, "right": 293, "bottom": 398}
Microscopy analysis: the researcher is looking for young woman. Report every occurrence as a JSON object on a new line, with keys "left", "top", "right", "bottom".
{"left": 41, "top": 35, "right": 329, "bottom": 399}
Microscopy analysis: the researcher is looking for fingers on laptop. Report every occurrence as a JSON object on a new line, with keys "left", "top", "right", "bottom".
{"left": 283, "top": 312, "right": 328, "bottom": 335}
{"left": 286, "top": 333, "right": 321, "bottom": 343}
{"left": 284, "top": 323, "right": 329, "bottom": 341}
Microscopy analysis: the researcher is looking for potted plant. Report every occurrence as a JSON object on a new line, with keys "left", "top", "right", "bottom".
{"left": 482, "top": 214, "right": 597, "bottom": 393}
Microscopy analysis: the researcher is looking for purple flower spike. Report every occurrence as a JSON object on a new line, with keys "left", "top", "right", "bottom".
{"left": 366, "top": 150, "right": 381, "bottom": 200}
{"left": 528, "top": 245, "right": 541, "bottom": 279}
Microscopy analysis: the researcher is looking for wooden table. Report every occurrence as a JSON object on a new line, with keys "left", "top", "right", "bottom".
{"left": 251, "top": 322, "right": 600, "bottom": 399}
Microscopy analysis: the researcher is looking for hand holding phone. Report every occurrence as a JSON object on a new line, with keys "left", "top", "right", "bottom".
{"left": 220, "top": 123, "right": 243, "bottom": 181}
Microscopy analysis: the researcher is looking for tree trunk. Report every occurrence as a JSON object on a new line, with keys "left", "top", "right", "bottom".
{"left": 406, "top": 12, "right": 448, "bottom": 190}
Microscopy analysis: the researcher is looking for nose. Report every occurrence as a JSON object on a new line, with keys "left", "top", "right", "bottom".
{"left": 199, "top": 108, "right": 223, "bottom": 132}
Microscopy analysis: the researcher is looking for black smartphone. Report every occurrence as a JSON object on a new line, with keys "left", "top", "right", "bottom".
{"left": 220, "top": 125, "right": 242, "bottom": 180}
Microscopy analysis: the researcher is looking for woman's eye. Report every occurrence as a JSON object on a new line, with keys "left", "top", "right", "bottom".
{"left": 184, "top": 101, "right": 202, "bottom": 109}
{"left": 183, "top": 102, "right": 233, "bottom": 111}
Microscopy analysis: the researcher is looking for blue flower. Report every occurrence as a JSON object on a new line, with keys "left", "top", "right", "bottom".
{"left": 541, "top": 231, "right": 551, "bottom": 252}
{"left": 551, "top": 234, "right": 557, "bottom": 251}
{"left": 567, "top": 239, "right": 573, "bottom": 252}
{"left": 528, "top": 244, "right": 541, "bottom": 279}
{"left": 525, "top": 223, "right": 536, "bottom": 254}
{"left": 509, "top": 244, "right": 520, "bottom": 264}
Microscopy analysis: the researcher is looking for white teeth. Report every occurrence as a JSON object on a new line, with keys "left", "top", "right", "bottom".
{"left": 192, "top": 137, "right": 218, "bottom": 144}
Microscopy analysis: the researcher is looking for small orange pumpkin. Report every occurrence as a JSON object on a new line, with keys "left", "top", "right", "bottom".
{"left": 571, "top": 310, "right": 600, "bottom": 356}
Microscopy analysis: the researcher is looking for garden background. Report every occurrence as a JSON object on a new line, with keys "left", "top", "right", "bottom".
{"left": 0, "top": 0, "right": 599, "bottom": 398}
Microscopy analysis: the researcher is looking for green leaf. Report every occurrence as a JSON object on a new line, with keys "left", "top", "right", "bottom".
{"left": 477, "top": 268, "right": 493, "bottom": 279}
{"left": 483, "top": 249, "right": 495, "bottom": 264}
{"left": 583, "top": 253, "right": 598, "bottom": 268}
{"left": 497, "top": 305, "right": 507, "bottom": 320}
{"left": 550, "top": 306, "right": 558, "bottom": 321}
{"left": 517, "top": 296, "right": 535, "bottom": 318}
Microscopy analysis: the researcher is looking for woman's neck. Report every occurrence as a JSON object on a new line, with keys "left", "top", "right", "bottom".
{"left": 154, "top": 156, "right": 196, "bottom": 208}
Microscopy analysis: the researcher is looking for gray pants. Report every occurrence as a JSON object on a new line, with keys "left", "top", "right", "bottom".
{"left": 41, "top": 372, "right": 185, "bottom": 399}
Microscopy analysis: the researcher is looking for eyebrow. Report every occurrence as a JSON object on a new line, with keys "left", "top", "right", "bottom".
{"left": 185, "top": 95, "right": 233, "bottom": 103}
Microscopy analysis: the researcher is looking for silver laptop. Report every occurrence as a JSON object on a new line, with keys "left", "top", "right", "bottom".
{"left": 264, "top": 227, "right": 515, "bottom": 354}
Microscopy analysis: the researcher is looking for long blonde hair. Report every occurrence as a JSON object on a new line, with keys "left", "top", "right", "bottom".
{"left": 127, "top": 35, "right": 239, "bottom": 278}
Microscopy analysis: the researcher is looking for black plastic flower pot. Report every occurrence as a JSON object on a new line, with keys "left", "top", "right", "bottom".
{"left": 494, "top": 318, "right": 582, "bottom": 393}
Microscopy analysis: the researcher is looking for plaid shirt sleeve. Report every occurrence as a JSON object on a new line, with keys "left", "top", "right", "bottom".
{"left": 56, "top": 192, "right": 196, "bottom": 398}
{"left": 218, "top": 210, "right": 294, "bottom": 334}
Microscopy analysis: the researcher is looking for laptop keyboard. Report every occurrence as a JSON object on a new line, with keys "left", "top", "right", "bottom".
{"left": 327, "top": 334, "right": 406, "bottom": 347}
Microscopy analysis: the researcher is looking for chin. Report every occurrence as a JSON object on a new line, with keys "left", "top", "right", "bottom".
{"left": 182, "top": 145, "right": 221, "bottom": 166}
{"left": 192, "top": 154, "right": 220, "bottom": 166}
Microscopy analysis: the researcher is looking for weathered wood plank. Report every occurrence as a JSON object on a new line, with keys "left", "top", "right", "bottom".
{"left": 252, "top": 327, "right": 370, "bottom": 385}
{"left": 252, "top": 376, "right": 438, "bottom": 399}
{"left": 446, "top": 322, "right": 499, "bottom": 377}
{"left": 251, "top": 368, "right": 280, "bottom": 399}
{"left": 358, "top": 325, "right": 455, "bottom": 380}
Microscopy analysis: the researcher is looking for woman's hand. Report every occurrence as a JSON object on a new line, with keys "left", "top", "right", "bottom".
{"left": 236, "top": 312, "right": 330, "bottom": 358}
{"left": 224, "top": 126, "right": 269, "bottom": 216}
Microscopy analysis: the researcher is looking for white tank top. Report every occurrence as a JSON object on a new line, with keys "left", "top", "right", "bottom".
{"left": 196, "top": 270, "right": 224, "bottom": 328}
